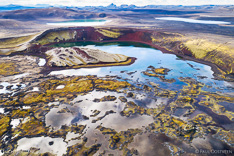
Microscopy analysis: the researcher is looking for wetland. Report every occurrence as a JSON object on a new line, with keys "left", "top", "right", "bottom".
{"left": 0, "top": 40, "right": 233, "bottom": 155}
{"left": 0, "top": 4, "right": 233, "bottom": 156}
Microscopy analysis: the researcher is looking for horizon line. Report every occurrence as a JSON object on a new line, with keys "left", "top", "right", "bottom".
{"left": 1, "top": 3, "right": 234, "bottom": 7}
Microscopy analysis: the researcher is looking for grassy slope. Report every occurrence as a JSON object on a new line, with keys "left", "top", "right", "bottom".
{"left": 0, "top": 33, "right": 40, "bottom": 55}
{"left": 183, "top": 39, "right": 234, "bottom": 74}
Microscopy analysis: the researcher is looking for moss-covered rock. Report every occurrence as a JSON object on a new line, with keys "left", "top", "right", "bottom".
{"left": 0, "top": 63, "right": 19, "bottom": 76}
{"left": 0, "top": 115, "right": 10, "bottom": 137}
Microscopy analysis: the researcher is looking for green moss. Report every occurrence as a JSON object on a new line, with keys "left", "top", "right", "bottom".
{"left": 97, "top": 28, "right": 123, "bottom": 38}
{"left": 21, "top": 78, "right": 94, "bottom": 104}
{"left": 9, "top": 148, "right": 56, "bottom": 156}
{"left": 121, "top": 101, "right": 146, "bottom": 117}
{"left": 96, "top": 125, "right": 142, "bottom": 151}
{"left": 19, "top": 77, "right": 131, "bottom": 105}
{"left": 0, "top": 115, "right": 10, "bottom": 137}
{"left": 0, "top": 34, "right": 36, "bottom": 49}
{"left": 147, "top": 113, "right": 196, "bottom": 141}
{"left": 66, "top": 138, "right": 101, "bottom": 156}
{"left": 11, "top": 109, "right": 30, "bottom": 119}
{"left": 37, "top": 30, "right": 75, "bottom": 45}
{"left": 94, "top": 79, "right": 131, "bottom": 91}
{"left": 49, "top": 125, "right": 86, "bottom": 139}
{"left": 184, "top": 39, "right": 234, "bottom": 74}
{"left": 0, "top": 62, "right": 19, "bottom": 76}
{"left": 199, "top": 95, "right": 234, "bottom": 121}
{"left": 94, "top": 95, "right": 117, "bottom": 102}
{"left": 213, "top": 129, "right": 234, "bottom": 146}
{"left": 190, "top": 114, "right": 214, "bottom": 125}
{"left": 164, "top": 142, "right": 184, "bottom": 155}
{"left": 45, "top": 79, "right": 93, "bottom": 96}
{"left": 155, "top": 89, "right": 177, "bottom": 98}
{"left": 142, "top": 67, "right": 175, "bottom": 83}
{"left": 13, "top": 117, "right": 47, "bottom": 136}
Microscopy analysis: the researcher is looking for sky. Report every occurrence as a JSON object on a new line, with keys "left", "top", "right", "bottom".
{"left": 0, "top": 0, "right": 233, "bottom": 6}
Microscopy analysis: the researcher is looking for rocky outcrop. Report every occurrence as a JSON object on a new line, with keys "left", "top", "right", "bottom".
{"left": 45, "top": 47, "right": 128, "bottom": 67}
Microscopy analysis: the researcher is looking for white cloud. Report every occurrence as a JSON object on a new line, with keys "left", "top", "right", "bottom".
{"left": 0, "top": 0, "right": 233, "bottom": 6}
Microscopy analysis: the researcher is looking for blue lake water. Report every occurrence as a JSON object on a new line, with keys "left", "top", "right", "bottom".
{"left": 47, "top": 19, "right": 110, "bottom": 26}
{"left": 155, "top": 17, "right": 231, "bottom": 25}
{"left": 50, "top": 42, "right": 233, "bottom": 93}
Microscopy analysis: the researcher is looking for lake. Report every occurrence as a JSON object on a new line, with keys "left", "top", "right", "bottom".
{"left": 50, "top": 41, "right": 233, "bottom": 93}
{"left": 155, "top": 17, "right": 231, "bottom": 25}
{"left": 47, "top": 19, "right": 110, "bottom": 26}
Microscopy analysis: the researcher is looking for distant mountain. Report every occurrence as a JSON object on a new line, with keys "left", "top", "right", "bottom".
{"left": 106, "top": 3, "right": 118, "bottom": 9}
{"left": 0, "top": 4, "right": 233, "bottom": 12}
{"left": 0, "top": 4, "right": 56, "bottom": 11}
{"left": 119, "top": 4, "right": 136, "bottom": 9}
{"left": 78, "top": 4, "right": 234, "bottom": 11}
{"left": 140, "top": 5, "right": 234, "bottom": 11}
{"left": 0, "top": 7, "right": 108, "bottom": 21}
{"left": 34, "top": 4, "right": 53, "bottom": 8}
{"left": 0, "top": 4, "right": 35, "bottom": 11}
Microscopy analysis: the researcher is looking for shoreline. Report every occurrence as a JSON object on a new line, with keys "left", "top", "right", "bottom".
{"left": 0, "top": 26, "right": 233, "bottom": 81}
{"left": 36, "top": 27, "right": 230, "bottom": 79}
{"left": 40, "top": 57, "right": 137, "bottom": 75}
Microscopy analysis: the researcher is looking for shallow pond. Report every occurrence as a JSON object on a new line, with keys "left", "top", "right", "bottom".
{"left": 10, "top": 41, "right": 234, "bottom": 155}
{"left": 50, "top": 41, "right": 233, "bottom": 93}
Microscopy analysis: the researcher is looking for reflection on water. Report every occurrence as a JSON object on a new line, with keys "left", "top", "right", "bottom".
{"left": 47, "top": 19, "right": 111, "bottom": 26}
{"left": 45, "top": 105, "right": 77, "bottom": 130}
{"left": 45, "top": 90, "right": 154, "bottom": 131}
{"left": 0, "top": 82, "right": 26, "bottom": 94}
{"left": 50, "top": 68, "right": 102, "bottom": 76}
{"left": 44, "top": 90, "right": 155, "bottom": 155}
{"left": 12, "top": 41, "right": 234, "bottom": 155}
{"left": 0, "top": 108, "right": 4, "bottom": 114}
{"left": 155, "top": 17, "right": 231, "bottom": 25}
{"left": 17, "top": 137, "right": 67, "bottom": 156}
{"left": 38, "top": 58, "right": 46, "bottom": 66}
{"left": 50, "top": 42, "right": 232, "bottom": 93}
{"left": 128, "top": 133, "right": 171, "bottom": 156}
{"left": 11, "top": 119, "right": 20, "bottom": 128}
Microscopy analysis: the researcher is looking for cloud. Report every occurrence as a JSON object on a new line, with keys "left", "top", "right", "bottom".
{"left": 0, "top": 0, "right": 233, "bottom": 6}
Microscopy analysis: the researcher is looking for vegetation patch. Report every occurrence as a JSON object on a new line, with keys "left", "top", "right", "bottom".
{"left": 0, "top": 62, "right": 19, "bottom": 76}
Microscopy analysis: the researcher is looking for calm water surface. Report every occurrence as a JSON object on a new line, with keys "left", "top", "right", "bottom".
{"left": 50, "top": 42, "right": 233, "bottom": 93}
{"left": 155, "top": 17, "right": 231, "bottom": 25}
{"left": 47, "top": 19, "right": 110, "bottom": 26}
